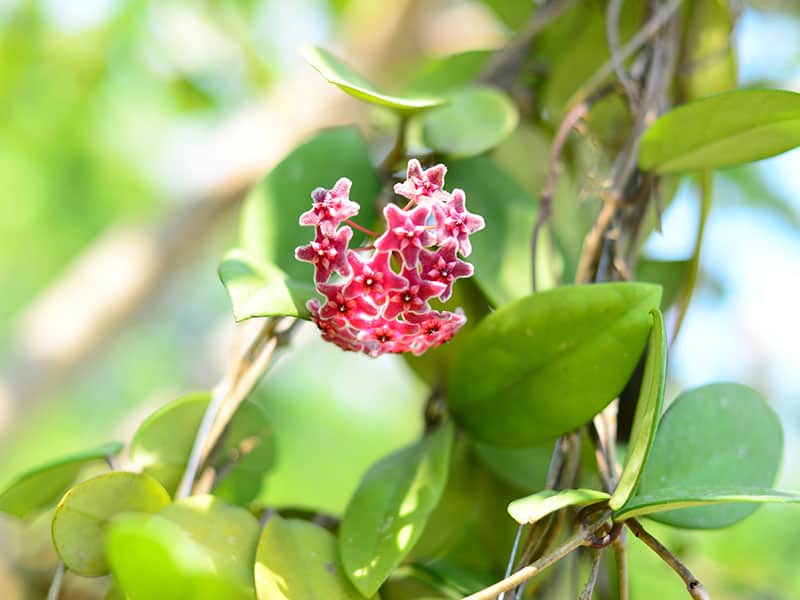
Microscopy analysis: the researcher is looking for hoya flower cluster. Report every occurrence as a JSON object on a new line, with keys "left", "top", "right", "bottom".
{"left": 295, "top": 159, "right": 485, "bottom": 357}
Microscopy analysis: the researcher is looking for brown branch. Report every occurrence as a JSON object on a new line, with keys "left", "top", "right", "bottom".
{"left": 614, "top": 531, "right": 629, "bottom": 600}
{"left": 579, "top": 549, "right": 602, "bottom": 600}
{"left": 626, "top": 519, "right": 710, "bottom": 600}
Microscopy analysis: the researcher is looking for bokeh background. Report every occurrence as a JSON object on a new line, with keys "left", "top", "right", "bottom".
{"left": 0, "top": 0, "right": 798, "bottom": 598}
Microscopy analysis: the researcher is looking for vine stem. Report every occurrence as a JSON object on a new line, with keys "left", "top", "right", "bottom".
{"left": 46, "top": 562, "right": 65, "bottom": 600}
{"left": 465, "top": 512, "right": 611, "bottom": 600}
{"left": 579, "top": 549, "right": 602, "bottom": 600}
{"left": 176, "top": 317, "right": 293, "bottom": 499}
{"left": 626, "top": 519, "right": 710, "bottom": 600}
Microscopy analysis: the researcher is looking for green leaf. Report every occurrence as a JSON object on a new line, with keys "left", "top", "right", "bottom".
{"left": 507, "top": 489, "right": 610, "bottom": 525}
{"left": 472, "top": 441, "right": 552, "bottom": 492}
{"left": 639, "top": 89, "right": 800, "bottom": 173}
{"left": 0, "top": 442, "right": 123, "bottom": 519}
{"left": 610, "top": 309, "right": 667, "bottom": 510}
{"left": 445, "top": 157, "right": 538, "bottom": 306}
{"left": 239, "top": 127, "right": 380, "bottom": 282}
{"left": 51, "top": 472, "right": 170, "bottom": 576}
{"left": 130, "top": 392, "right": 273, "bottom": 502}
{"left": 421, "top": 86, "right": 519, "bottom": 158}
{"left": 256, "top": 516, "right": 365, "bottom": 600}
{"left": 614, "top": 487, "right": 800, "bottom": 522}
{"left": 107, "top": 496, "right": 259, "bottom": 600}
{"left": 302, "top": 45, "right": 444, "bottom": 112}
{"left": 681, "top": 0, "right": 737, "bottom": 100}
{"left": 478, "top": 0, "right": 534, "bottom": 30}
{"left": 448, "top": 283, "right": 661, "bottom": 446}
{"left": 636, "top": 258, "right": 690, "bottom": 310}
{"left": 340, "top": 422, "right": 454, "bottom": 597}
{"left": 625, "top": 383, "right": 785, "bottom": 528}
{"left": 219, "top": 249, "right": 315, "bottom": 321}
{"left": 403, "top": 50, "right": 494, "bottom": 96}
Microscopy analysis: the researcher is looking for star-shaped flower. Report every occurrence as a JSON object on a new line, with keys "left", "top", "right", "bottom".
{"left": 317, "top": 282, "right": 378, "bottom": 328}
{"left": 374, "top": 203, "right": 434, "bottom": 267}
{"left": 393, "top": 159, "right": 448, "bottom": 204}
{"left": 384, "top": 267, "right": 446, "bottom": 319}
{"left": 294, "top": 226, "right": 353, "bottom": 283}
{"left": 433, "top": 189, "right": 485, "bottom": 256}
{"left": 344, "top": 250, "right": 407, "bottom": 306}
{"left": 419, "top": 241, "right": 474, "bottom": 301}
{"left": 299, "top": 178, "right": 360, "bottom": 235}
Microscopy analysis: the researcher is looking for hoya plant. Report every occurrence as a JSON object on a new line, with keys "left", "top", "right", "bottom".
{"left": 3, "top": 1, "right": 800, "bottom": 599}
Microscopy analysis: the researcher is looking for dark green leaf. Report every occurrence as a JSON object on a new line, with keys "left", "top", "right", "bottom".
{"left": 403, "top": 50, "right": 494, "bottom": 96}
{"left": 340, "top": 422, "right": 454, "bottom": 597}
{"left": 421, "top": 86, "right": 519, "bottom": 158}
{"left": 472, "top": 441, "right": 552, "bottom": 492}
{"left": 639, "top": 89, "right": 800, "bottom": 173}
{"left": 445, "top": 157, "right": 538, "bottom": 306}
{"left": 448, "top": 283, "right": 661, "bottom": 446}
{"left": 636, "top": 258, "right": 690, "bottom": 310}
{"left": 129, "top": 392, "right": 273, "bottom": 502}
{"left": 256, "top": 516, "right": 365, "bottom": 600}
{"left": 614, "top": 487, "right": 800, "bottom": 522}
{"left": 52, "top": 472, "right": 170, "bottom": 576}
{"left": 302, "top": 45, "right": 444, "bottom": 112}
{"left": 626, "top": 383, "right": 785, "bottom": 528}
{"left": 610, "top": 309, "right": 667, "bottom": 510}
{"left": 239, "top": 127, "right": 380, "bottom": 282}
{"left": 507, "top": 489, "right": 610, "bottom": 525}
{"left": 219, "top": 249, "right": 314, "bottom": 321}
{"left": 0, "top": 442, "right": 123, "bottom": 519}
{"left": 107, "top": 495, "right": 258, "bottom": 600}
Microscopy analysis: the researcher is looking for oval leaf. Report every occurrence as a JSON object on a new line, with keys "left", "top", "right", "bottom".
{"left": 130, "top": 392, "right": 273, "bottom": 502}
{"left": 256, "top": 516, "right": 365, "bottom": 600}
{"left": 636, "top": 258, "right": 690, "bottom": 310}
{"left": 302, "top": 45, "right": 444, "bottom": 112}
{"left": 610, "top": 309, "right": 667, "bottom": 510}
{"left": 508, "top": 489, "right": 610, "bottom": 525}
{"left": 52, "top": 472, "right": 170, "bottom": 576}
{"left": 0, "top": 442, "right": 123, "bottom": 519}
{"left": 614, "top": 487, "right": 800, "bottom": 522}
{"left": 421, "top": 86, "right": 519, "bottom": 158}
{"left": 448, "top": 283, "right": 662, "bottom": 446}
{"left": 472, "top": 441, "right": 552, "bottom": 492}
{"left": 219, "top": 249, "right": 315, "bottom": 321}
{"left": 107, "top": 496, "right": 258, "bottom": 600}
{"left": 639, "top": 89, "right": 800, "bottom": 173}
{"left": 239, "top": 126, "right": 380, "bottom": 282}
{"left": 404, "top": 50, "right": 494, "bottom": 96}
{"left": 339, "top": 422, "right": 454, "bottom": 597}
{"left": 625, "top": 382, "right": 784, "bottom": 528}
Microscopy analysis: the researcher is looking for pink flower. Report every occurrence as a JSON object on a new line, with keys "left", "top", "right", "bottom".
{"left": 432, "top": 189, "right": 485, "bottom": 256}
{"left": 295, "top": 160, "right": 483, "bottom": 357}
{"left": 299, "top": 178, "right": 360, "bottom": 235}
{"left": 344, "top": 250, "right": 407, "bottom": 306}
{"left": 374, "top": 203, "right": 434, "bottom": 267}
{"left": 419, "top": 241, "right": 474, "bottom": 301}
{"left": 294, "top": 227, "right": 353, "bottom": 283}
{"left": 384, "top": 268, "right": 446, "bottom": 320}
{"left": 393, "top": 159, "right": 447, "bottom": 203}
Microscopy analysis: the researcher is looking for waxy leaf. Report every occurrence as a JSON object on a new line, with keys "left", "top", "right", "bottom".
{"left": 448, "top": 283, "right": 661, "bottom": 446}
{"left": 404, "top": 50, "right": 494, "bottom": 96}
{"left": 626, "top": 383, "right": 785, "bottom": 528}
{"left": 472, "top": 441, "right": 552, "bottom": 492}
{"left": 52, "top": 472, "right": 170, "bottom": 576}
{"left": 0, "top": 442, "right": 123, "bottom": 519}
{"left": 107, "top": 495, "right": 258, "bottom": 600}
{"left": 256, "top": 516, "right": 365, "bottom": 600}
{"left": 610, "top": 309, "right": 667, "bottom": 510}
{"left": 239, "top": 127, "right": 380, "bottom": 282}
{"left": 219, "top": 249, "right": 314, "bottom": 321}
{"left": 445, "top": 157, "right": 537, "bottom": 307}
{"left": 508, "top": 489, "right": 610, "bottom": 525}
{"left": 639, "top": 89, "right": 800, "bottom": 173}
{"left": 340, "top": 422, "right": 454, "bottom": 597}
{"left": 130, "top": 392, "right": 273, "bottom": 502}
{"left": 636, "top": 258, "right": 690, "bottom": 310}
{"left": 302, "top": 45, "right": 444, "bottom": 112}
{"left": 614, "top": 488, "right": 800, "bottom": 522}
{"left": 421, "top": 86, "right": 519, "bottom": 158}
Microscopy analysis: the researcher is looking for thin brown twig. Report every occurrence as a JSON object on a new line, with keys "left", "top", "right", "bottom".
{"left": 579, "top": 549, "right": 603, "bottom": 600}
{"left": 614, "top": 531, "right": 629, "bottom": 600}
{"left": 626, "top": 519, "right": 710, "bottom": 600}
